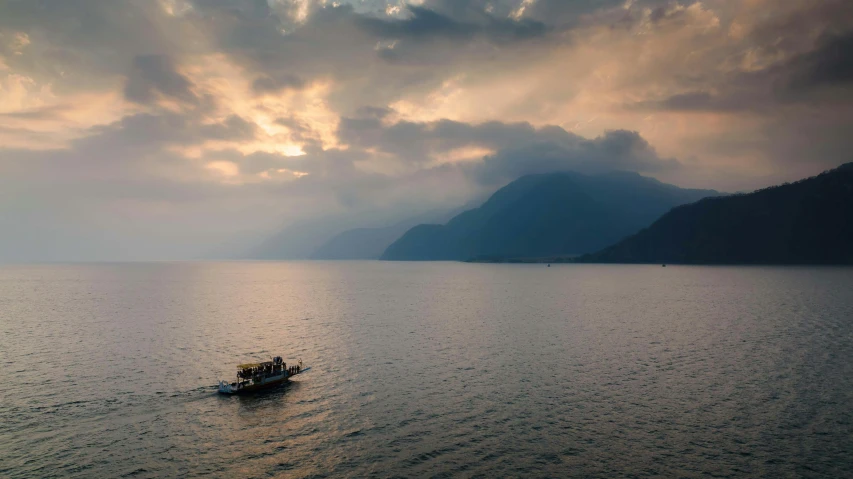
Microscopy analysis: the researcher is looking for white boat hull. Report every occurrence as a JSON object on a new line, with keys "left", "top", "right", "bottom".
{"left": 218, "top": 367, "right": 310, "bottom": 394}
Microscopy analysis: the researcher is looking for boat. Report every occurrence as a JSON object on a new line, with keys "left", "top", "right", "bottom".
{"left": 218, "top": 356, "right": 310, "bottom": 394}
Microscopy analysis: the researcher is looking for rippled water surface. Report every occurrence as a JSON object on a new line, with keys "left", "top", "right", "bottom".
{"left": 1, "top": 262, "right": 852, "bottom": 478}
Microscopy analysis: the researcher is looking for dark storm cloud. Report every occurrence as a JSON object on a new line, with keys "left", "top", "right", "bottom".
{"left": 785, "top": 31, "right": 853, "bottom": 91}
{"left": 124, "top": 55, "right": 198, "bottom": 105}
{"left": 638, "top": 28, "right": 853, "bottom": 114}
{"left": 634, "top": 0, "right": 853, "bottom": 114}
{"left": 358, "top": 5, "right": 547, "bottom": 43}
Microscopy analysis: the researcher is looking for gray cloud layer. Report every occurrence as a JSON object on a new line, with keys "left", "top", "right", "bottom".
{"left": 1, "top": 0, "right": 852, "bottom": 261}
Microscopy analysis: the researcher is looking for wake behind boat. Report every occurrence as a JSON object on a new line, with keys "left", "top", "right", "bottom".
{"left": 218, "top": 356, "right": 309, "bottom": 394}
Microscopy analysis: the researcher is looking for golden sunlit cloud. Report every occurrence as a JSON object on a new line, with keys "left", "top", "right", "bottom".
{"left": 277, "top": 168, "right": 309, "bottom": 178}
{"left": 206, "top": 160, "right": 239, "bottom": 177}
{"left": 431, "top": 146, "right": 495, "bottom": 166}
{"left": 511, "top": 0, "right": 536, "bottom": 20}
{"left": 182, "top": 53, "right": 340, "bottom": 158}
{"left": 0, "top": 82, "right": 127, "bottom": 149}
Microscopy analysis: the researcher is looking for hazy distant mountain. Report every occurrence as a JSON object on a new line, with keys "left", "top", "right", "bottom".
{"left": 246, "top": 216, "right": 359, "bottom": 260}
{"left": 247, "top": 203, "right": 480, "bottom": 260}
{"left": 381, "top": 171, "right": 719, "bottom": 261}
{"left": 579, "top": 163, "right": 853, "bottom": 265}
{"left": 309, "top": 227, "right": 403, "bottom": 260}
{"left": 309, "top": 207, "right": 469, "bottom": 260}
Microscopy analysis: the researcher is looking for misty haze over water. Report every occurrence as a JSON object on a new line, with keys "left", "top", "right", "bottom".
{"left": 2, "top": 261, "right": 852, "bottom": 478}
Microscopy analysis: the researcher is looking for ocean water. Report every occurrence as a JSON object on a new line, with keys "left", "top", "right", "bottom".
{"left": 1, "top": 262, "right": 852, "bottom": 478}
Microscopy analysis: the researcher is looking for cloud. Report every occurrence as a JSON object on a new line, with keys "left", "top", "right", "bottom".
{"left": 337, "top": 114, "right": 678, "bottom": 183}
{"left": 0, "top": 103, "right": 72, "bottom": 120}
{"left": 629, "top": 1, "right": 853, "bottom": 108}
{"left": 252, "top": 74, "right": 305, "bottom": 94}
{"left": 785, "top": 30, "right": 853, "bottom": 92}
{"left": 358, "top": 4, "right": 548, "bottom": 43}
{"left": 471, "top": 128, "right": 679, "bottom": 185}
{"left": 0, "top": 98, "right": 679, "bottom": 260}
{"left": 636, "top": 27, "right": 853, "bottom": 113}
{"left": 73, "top": 111, "right": 259, "bottom": 154}
{"left": 0, "top": 1, "right": 197, "bottom": 93}
{"left": 191, "top": 0, "right": 272, "bottom": 19}
{"left": 2, "top": 0, "right": 853, "bottom": 260}
{"left": 124, "top": 54, "right": 199, "bottom": 105}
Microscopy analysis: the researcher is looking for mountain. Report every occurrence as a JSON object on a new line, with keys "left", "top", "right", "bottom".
{"left": 246, "top": 216, "right": 361, "bottom": 260}
{"left": 309, "top": 207, "right": 471, "bottom": 260}
{"left": 579, "top": 163, "right": 853, "bottom": 264}
{"left": 309, "top": 226, "right": 406, "bottom": 260}
{"left": 247, "top": 202, "right": 482, "bottom": 260}
{"left": 381, "top": 171, "right": 719, "bottom": 261}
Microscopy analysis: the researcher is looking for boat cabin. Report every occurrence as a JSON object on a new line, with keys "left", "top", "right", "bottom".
{"left": 218, "top": 356, "right": 304, "bottom": 394}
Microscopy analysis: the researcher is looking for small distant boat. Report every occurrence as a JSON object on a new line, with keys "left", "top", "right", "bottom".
{"left": 662, "top": 264, "right": 666, "bottom": 267}
{"left": 218, "top": 356, "right": 309, "bottom": 394}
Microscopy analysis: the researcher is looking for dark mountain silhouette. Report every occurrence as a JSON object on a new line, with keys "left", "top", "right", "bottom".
{"left": 381, "top": 171, "right": 719, "bottom": 261}
{"left": 579, "top": 163, "right": 853, "bottom": 264}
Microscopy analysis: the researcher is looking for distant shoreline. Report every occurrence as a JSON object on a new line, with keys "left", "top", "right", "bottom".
{"left": 463, "top": 257, "right": 853, "bottom": 266}
{"left": 464, "top": 255, "right": 580, "bottom": 264}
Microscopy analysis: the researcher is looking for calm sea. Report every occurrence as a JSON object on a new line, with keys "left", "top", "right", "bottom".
{"left": 1, "top": 262, "right": 852, "bottom": 478}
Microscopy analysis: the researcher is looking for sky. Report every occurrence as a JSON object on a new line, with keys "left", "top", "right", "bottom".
{"left": 1, "top": 0, "right": 851, "bottom": 261}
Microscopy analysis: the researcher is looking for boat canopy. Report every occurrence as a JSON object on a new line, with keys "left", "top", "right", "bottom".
{"left": 237, "top": 362, "right": 272, "bottom": 369}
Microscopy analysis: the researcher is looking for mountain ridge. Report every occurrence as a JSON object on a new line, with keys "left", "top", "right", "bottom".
{"left": 381, "top": 171, "right": 720, "bottom": 261}
{"left": 309, "top": 206, "right": 469, "bottom": 260}
{"left": 578, "top": 163, "right": 853, "bottom": 264}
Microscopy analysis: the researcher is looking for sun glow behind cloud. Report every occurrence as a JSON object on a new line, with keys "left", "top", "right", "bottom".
{"left": 156, "top": 53, "right": 345, "bottom": 182}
